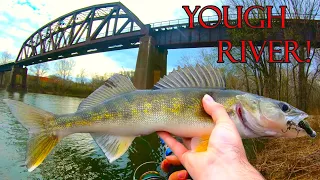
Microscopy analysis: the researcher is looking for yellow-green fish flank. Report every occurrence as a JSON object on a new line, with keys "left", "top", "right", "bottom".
{"left": 3, "top": 64, "right": 316, "bottom": 172}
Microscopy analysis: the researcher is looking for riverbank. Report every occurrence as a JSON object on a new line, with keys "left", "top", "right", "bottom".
{"left": 251, "top": 116, "right": 320, "bottom": 179}
{"left": 25, "top": 73, "right": 135, "bottom": 98}
{"left": 26, "top": 88, "right": 93, "bottom": 98}
{"left": 26, "top": 75, "right": 96, "bottom": 98}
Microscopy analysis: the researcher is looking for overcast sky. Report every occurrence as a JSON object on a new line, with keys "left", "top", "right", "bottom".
{"left": 0, "top": 0, "right": 221, "bottom": 78}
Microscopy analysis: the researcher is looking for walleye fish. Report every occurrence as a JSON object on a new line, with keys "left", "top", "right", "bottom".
{"left": 4, "top": 65, "right": 316, "bottom": 172}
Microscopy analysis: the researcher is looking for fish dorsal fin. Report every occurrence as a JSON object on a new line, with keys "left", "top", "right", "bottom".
{"left": 78, "top": 74, "right": 136, "bottom": 111}
{"left": 154, "top": 64, "right": 226, "bottom": 89}
{"left": 91, "top": 133, "right": 136, "bottom": 163}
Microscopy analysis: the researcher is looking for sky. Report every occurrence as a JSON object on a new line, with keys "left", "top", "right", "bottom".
{"left": 0, "top": 0, "right": 221, "bottom": 78}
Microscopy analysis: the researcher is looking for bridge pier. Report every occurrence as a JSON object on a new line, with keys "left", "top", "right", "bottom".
{"left": 134, "top": 35, "right": 167, "bottom": 89}
{"left": 0, "top": 72, "right": 5, "bottom": 88}
{"left": 7, "top": 66, "right": 28, "bottom": 91}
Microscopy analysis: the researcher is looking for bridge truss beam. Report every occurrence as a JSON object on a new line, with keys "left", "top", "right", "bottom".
{"left": 16, "top": 2, "right": 148, "bottom": 66}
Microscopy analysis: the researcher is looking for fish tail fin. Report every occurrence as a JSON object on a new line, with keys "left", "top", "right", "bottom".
{"left": 3, "top": 99, "right": 60, "bottom": 172}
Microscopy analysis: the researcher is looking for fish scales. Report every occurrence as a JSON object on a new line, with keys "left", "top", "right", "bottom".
{"left": 52, "top": 88, "right": 243, "bottom": 139}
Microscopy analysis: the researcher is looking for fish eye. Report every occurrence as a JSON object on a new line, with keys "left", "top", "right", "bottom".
{"left": 279, "top": 102, "right": 290, "bottom": 112}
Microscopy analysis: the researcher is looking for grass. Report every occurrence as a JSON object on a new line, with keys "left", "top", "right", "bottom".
{"left": 248, "top": 116, "right": 320, "bottom": 180}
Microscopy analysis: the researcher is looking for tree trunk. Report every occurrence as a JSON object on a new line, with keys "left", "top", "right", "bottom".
{"left": 297, "top": 48, "right": 308, "bottom": 111}
{"left": 286, "top": 63, "right": 289, "bottom": 103}
{"left": 265, "top": 63, "right": 278, "bottom": 99}
{"left": 278, "top": 64, "right": 282, "bottom": 100}
{"left": 254, "top": 69, "right": 260, "bottom": 95}
{"left": 259, "top": 71, "right": 264, "bottom": 96}
{"left": 243, "top": 64, "right": 250, "bottom": 92}
{"left": 292, "top": 65, "right": 298, "bottom": 105}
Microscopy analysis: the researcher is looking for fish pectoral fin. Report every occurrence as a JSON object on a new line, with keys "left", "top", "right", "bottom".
{"left": 191, "top": 135, "right": 210, "bottom": 152}
{"left": 91, "top": 133, "right": 135, "bottom": 163}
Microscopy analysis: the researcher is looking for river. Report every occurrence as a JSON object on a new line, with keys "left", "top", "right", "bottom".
{"left": 0, "top": 90, "right": 166, "bottom": 180}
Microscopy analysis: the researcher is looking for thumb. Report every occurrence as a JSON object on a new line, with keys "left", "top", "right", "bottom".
{"left": 202, "top": 94, "right": 234, "bottom": 127}
{"left": 202, "top": 94, "right": 243, "bottom": 148}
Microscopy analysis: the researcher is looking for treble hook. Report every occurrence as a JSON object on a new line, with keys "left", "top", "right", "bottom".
{"left": 282, "top": 121, "right": 296, "bottom": 133}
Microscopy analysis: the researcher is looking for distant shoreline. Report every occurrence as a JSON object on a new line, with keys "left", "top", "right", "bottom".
{"left": 26, "top": 89, "right": 90, "bottom": 98}
{"left": 0, "top": 87, "right": 89, "bottom": 98}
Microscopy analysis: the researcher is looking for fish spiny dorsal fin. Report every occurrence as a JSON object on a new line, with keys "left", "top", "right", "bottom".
{"left": 154, "top": 64, "right": 226, "bottom": 89}
{"left": 78, "top": 74, "right": 136, "bottom": 111}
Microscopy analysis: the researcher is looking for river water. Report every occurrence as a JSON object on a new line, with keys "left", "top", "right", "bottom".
{"left": 0, "top": 90, "right": 166, "bottom": 180}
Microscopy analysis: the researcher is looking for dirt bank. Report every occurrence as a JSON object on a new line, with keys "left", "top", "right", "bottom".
{"left": 250, "top": 116, "right": 320, "bottom": 180}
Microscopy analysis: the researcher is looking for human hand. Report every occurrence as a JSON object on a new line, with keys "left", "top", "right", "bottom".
{"left": 160, "top": 155, "right": 189, "bottom": 180}
{"left": 158, "top": 94, "right": 264, "bottom": 180}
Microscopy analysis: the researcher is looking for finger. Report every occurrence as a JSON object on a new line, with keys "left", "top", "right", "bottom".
{"left": 202, "top": 94, "right": 236, "bottom": 128}
{"left": 161, "top": 159, "right": 170, "bottom": 172}
{"left": 161, "top": 156, "right": 182, "bottom": 172}
{"left": 168, "top": 170, "right": 188, "bottom": 180}
{"left": 202, "top": 94, "right": 244, "bottom": 150}
{"left": 166, "top": 155, "right": 182, "bottom": 166}
{"left": 157, "top": 131, "right": 188, "bottom": 161}
{"left": 182, "top": 138, "right": 191, "bottom": 149}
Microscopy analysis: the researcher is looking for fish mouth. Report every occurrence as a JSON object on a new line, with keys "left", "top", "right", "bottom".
{"left": 236, "top": 104, "right": 257, "bottom": 135}
{"left": 282, "top": 119, "right": 317, "bottom": 138}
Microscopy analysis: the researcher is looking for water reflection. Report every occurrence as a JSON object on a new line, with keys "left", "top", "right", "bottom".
{"left": 0, "top": 90, "right": 165, "bottom": 180}
{"left": 5, "top": 91, "right": 26, "bottom": 101}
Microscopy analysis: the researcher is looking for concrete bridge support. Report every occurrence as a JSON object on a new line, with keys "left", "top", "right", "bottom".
{"left": 0, "top": 72, "right": 5, "bottom": 88}
{"left": 134, "top": 35, "right": 168, "bottom": 89}
{"left": 7, "top": 66, "right": 28, "bottom": 91}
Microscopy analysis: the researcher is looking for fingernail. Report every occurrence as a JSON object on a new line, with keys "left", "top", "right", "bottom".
{"left": 166, "top": 155, "right": 175, "bottom": 160}
{"left": 204, "top": 94, "right": 214, "bottom": 103}
{"left": 178, "top": 171, "right": 187, "bottom": 179}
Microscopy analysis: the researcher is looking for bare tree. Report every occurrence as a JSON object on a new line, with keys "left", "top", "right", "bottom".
{"left": 76, "top": 68, "right": 87, "bottom": 84}
{"left": 55, "top": 59, "right": 76, "bottom": 81}
{"left": 30, "top": 63, "right": 49, "bottom": 83}
{"left": 30, "top": 63, "right": 49, "bottom": 86}
{"left": 223, "top": 0, "right": 320, "bottom": 110}
{"left": 119, "top": 70, "right": 135, "bottom": 78}
{"left": 1, "top": 51, "right": 13, "bottom": 64}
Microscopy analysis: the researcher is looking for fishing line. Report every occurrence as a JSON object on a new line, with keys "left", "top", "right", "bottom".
{"left": 133, "top": 137, "right": 166, "bottom": 179}
{"left": 139, "top": 136, "right": 162, "bottom": 158}
{"left": 138, "top": 137, "right": 154, "bottom": 150}
{"left": 133, "top": 161, "right": 158, "bottom": 180}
